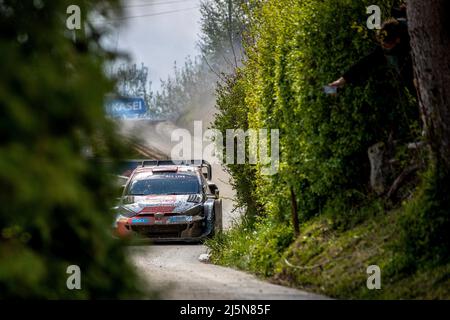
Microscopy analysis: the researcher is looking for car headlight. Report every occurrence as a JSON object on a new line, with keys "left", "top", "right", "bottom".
{"left": 113, "top": 214, "right": 129, "bottom": 228}
{"left": 115, "top": 206, "right": 136, "bottom": 217}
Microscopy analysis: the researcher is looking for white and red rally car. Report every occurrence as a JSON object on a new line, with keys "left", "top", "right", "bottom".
{"left": 113, "top": 160, "right": 222, "bottom": 242}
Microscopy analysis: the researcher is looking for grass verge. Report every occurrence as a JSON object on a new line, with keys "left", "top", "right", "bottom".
{"left": 206, "top": 208, "right": 450, "bottom": 299}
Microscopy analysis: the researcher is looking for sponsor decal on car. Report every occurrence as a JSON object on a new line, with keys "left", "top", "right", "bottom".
{"left": 168, "top": 216, "right": 193, "bottom": 224}
{"left": 131, "top": 217, "right": 150, "bottom": 224}
{"left": 141, "top": 195, "right": 178, "bottom": 204}
{"left": 139, "top": 205, "right": 176, "bottom": 214}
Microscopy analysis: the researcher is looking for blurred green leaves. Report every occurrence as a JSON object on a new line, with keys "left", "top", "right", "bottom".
{"left": 0, "top": 0, "right": 143, "bottom": 298}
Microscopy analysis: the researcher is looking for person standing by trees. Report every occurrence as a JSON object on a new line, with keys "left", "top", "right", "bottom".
{"left": 329, "top": 17, "right": 415, "bottom": 95}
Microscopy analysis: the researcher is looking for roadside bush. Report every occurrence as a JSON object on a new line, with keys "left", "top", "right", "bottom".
{"left": 246, "top": 0, "right": 416, "bottom": 224}
{"left": 213, "top": 72, "right": 261, "bottom": 220}
{"left": 214, "top": 0, "right": 416, "bottom": 227}
{"left": 210, "top": 0, "right": 447, "bottom": 297}
{"left": 397, "top": 165, "right": 450, "bottom": 271}
{"left": 207, "top": 216, "right": 293, "bottom": 277}
{"left": 211, "top": 0, "right": 422, "bottom": 273}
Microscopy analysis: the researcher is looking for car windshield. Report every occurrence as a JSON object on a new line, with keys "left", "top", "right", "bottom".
{"left": 127, "top": 173, "right": 200, "bottom": 195}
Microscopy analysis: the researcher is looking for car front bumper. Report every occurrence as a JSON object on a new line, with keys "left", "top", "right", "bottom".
{"left": 113, "top": 215, "right": 211, "bottom": 241}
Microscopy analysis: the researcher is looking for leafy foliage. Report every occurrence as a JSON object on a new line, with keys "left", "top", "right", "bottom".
{"left": 154, "top": 57, "right": 216, "bottom": 119}
{"left": 115, "top": 58, "right": 215, "bottom": 119}
{"left": 206, "top": 216, "right": 294, "bottom": 277}
{"left": 115, "top": 63, "right": 152, "bottom": 101}
{"left": 213, "top": 71, "right": 261, "bottom": 219}
{"left": 112, "top": 1, "right": 251, "bottom": 124}
{"left": 209, "top": 0, "right": 447, "bottom": 295}
{"left": 0, "top": 0, "right": 143, "bottom": 298}
{"left": 213, "top": 0, "right": 418, "bottom": 225}
{"left": 199, "top": 0, "right": 249, "bottom": 73}
{"left": 397, "top": 164, "right": 450, "bottom": 268}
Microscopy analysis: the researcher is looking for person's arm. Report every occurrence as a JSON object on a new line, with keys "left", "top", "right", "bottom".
{"left": 329, "top": 47, "right": 385, "bottom": 88}
{"left": 329, "top": 77, "right": 346, "bottom": 88}
{"left": 342, "top": 47, "right": 385, "bottom": 85}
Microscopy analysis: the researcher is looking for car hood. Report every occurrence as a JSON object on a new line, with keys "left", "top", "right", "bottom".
{"left": 119, "top": 194, "right": 202, "bottom": 216}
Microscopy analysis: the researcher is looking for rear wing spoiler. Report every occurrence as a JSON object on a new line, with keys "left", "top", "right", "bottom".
{"left": 97, "top": 159, "right": 213, "bottom": 181}
{"left": 141, "top": 159, "right": 212, "bottom": 181}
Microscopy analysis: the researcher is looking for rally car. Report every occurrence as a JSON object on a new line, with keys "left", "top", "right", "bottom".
{"left": 113, "top": 160, "right": 222, "bottom": 242}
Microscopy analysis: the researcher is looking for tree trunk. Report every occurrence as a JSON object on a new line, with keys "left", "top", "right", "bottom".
{"left": 368, "top": 142, "right": 386, "bottom": 195}
{"left": 407, "top": 1, "right": 450, "bottom": 169}
{"left": 290, "top": 186, "right": 300, "bottom": 237}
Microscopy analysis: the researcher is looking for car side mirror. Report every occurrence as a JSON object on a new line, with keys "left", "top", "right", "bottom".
{"left": 208, "top": 183, "right": 219, "bottom": 198}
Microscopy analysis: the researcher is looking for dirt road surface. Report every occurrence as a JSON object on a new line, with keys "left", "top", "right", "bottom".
{"left": 120, "top": 119, "right": 326, "bottom": 300}
{"left": 129, "top": 245, "right": 324, "bottom": 300}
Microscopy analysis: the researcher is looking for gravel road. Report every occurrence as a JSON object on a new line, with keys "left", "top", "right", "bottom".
{"left": 120, "top": 119, "right": 326, "bottom": 300}
{"left": 129, "top": 245, "right": 325, "bottom": 300}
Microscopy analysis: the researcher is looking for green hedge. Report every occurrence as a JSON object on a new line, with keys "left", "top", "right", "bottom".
{"left": 214, "top": 0, "right": 418, "bottom": 226}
